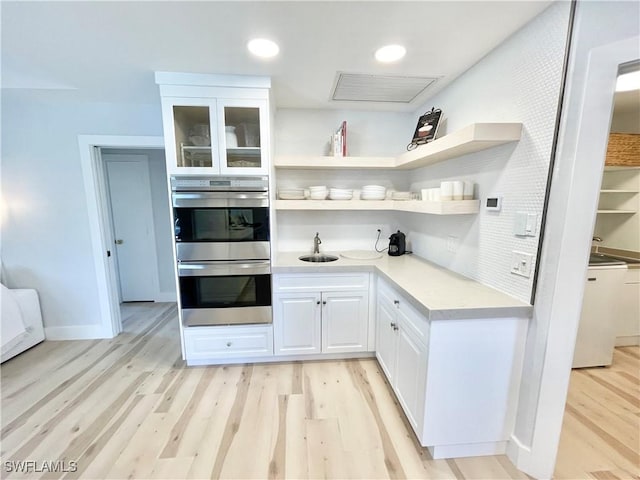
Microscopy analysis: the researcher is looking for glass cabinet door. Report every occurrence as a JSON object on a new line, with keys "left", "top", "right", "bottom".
{"left": 218, "top": 99, "right": 268, "bottom": 175}
{"left": 163, "top": 99, "right": 219, "bottom": 174}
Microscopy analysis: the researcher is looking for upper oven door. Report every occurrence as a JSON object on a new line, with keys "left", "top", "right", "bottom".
{"left": 172, "top": 191, "right": 269, "bottom": 244}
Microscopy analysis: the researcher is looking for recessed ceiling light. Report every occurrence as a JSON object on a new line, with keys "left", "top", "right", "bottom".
{"left": 247, "top": 38, "right": 279, "bottom": 58}
{"left": 616, "top": 70, "right": 640, "bottom": 92}
{"left": 375, "top": 44, "right": 406, "bottom": 63}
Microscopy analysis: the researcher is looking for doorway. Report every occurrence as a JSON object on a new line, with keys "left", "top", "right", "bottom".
{"left": 78, "top": 135, "right": 174, "bottom": 337}
{"left": 102, "top": 150, "right": 175, "bottom": 304}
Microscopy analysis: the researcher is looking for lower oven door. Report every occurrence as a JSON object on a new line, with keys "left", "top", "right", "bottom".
{"left": 178, "top": 260, "right": 272, "bottom": 327}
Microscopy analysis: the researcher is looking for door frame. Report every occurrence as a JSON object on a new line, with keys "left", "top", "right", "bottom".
{"left": 509, "top": 35, "right": 640, "bottom": 478}
{"left": 103, "top": 154, "right": 161, "bottom": 303}
{"left": 78, "top": 135, "right": 165, "bottom": 338}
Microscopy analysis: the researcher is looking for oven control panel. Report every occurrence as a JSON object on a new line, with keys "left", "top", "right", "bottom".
{"left": 171, "top": 176, "right": 268, "bottom": 192}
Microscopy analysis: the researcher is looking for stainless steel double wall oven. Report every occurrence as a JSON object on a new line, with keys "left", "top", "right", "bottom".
{"left": 171, "top": 176, "right": 271, "bottom": 326}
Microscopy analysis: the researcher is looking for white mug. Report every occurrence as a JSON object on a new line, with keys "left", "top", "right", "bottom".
{"left": 440, "top": 181, "right": 453, "bottom": 201}
{"left": 463, "top": 181, "right": 475, "bottom": 200}
{"left": 452, "top": 181, "right": 464, "bottom": 200}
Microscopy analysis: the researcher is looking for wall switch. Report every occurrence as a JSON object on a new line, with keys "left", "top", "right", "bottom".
{"left": 447, "top": 235, "right": 458, "bottom": 253}
{"left": 514, "top": 212, "right": 538, "bottom": 237}
{"left": 511, "top": 251, "right": 533, "bottom": 278}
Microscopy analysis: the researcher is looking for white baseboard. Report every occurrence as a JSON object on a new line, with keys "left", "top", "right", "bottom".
{"left": 615, "top": 335, "right": 639, "bottom": 347}
{"left": 427, "top": 441, "right": 507, "bottom": 459}
{"left": 154, "top": 291, "right": 177, "bottom": 303}
{"left": 45, "top": 324, "right": 113, "bottom": 340}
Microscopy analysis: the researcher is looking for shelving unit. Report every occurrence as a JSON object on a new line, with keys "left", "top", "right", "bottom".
{"left": 274, "top": 123, "right": 522, "bottom": 171}
{"left": 274, "top": 199, "right": 480, "bottom": 215}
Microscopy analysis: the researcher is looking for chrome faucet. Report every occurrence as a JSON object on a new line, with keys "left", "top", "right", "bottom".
{"left": 313, "top": 232, "right": 321, "bottom": 254}
{"left": 592, "top": 236, "right": 602, "bottom": 253}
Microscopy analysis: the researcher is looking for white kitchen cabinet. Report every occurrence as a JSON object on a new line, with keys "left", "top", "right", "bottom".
{"left": 376, "top": 279, "right": 429, "bottom": 433}
{"left": 375, "top": 277, "right": 528, "bottom": 459}
{"left": 273, "top": 273, "right": 371, "bottom": 356}
{"left": 273, "top": 292, "right": 322, "bottom": 355}
{"left": 183, "top": 324, "right": 273, "bottom": 364}
{"left": 617, "top": 268, "right": 640, "bottom": 346}
{"left": 156, "top": 72, "right": 270, "bottom": 176}
{"left": 321, "top": 291, "right": 369, "bottom": 353}
{"left": 573, "top": 265, "right": 627, "bottom": 367}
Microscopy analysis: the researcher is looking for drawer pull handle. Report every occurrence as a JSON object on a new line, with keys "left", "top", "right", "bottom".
{"left": 226, "top": 342, "right": 232, "bottom": 347}
{"left": 587, "top": 277, "right": 597, "bottom": 282}
{"left": 393, "top": 300, "right": 400, "bottom": 305}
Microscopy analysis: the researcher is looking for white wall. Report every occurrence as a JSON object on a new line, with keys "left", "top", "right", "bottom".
{"left": 274, "top": 109, "right": 413, "bottom": 252}
{"left": 403, "top": 2, "right": 571, "bottom": 303}
{"left": 1, "top": 91, "right": 163, "bottom": 331}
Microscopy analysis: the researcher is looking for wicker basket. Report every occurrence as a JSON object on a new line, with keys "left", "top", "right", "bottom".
{"left": 605, "top": 133, "right": 640, "bottom": 167}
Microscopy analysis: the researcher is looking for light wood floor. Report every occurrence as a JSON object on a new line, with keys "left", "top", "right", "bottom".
{"left": 0, "top": 303, "right": 636, "bottom": 479}
{"left": 555, "top": 346, "right": 640, "bottom": 480}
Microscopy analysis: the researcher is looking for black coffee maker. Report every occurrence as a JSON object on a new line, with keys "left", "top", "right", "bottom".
{"left": 388, "top": 230, "right": 406, "bottom": 256}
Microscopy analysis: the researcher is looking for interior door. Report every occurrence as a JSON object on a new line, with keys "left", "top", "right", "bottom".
{"left": 105, "top": 155, "right": 159, "bottom": 302}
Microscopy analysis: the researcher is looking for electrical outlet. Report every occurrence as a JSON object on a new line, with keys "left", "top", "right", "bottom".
{"left": 511, "top": 251, "right": 533, "bottom": 278}
{"left": 447, "top": 235, "right": 458, "bottom": 253}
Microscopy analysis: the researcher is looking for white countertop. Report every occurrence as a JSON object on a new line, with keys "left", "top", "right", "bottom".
{"left": 273, "top": 251, "right": 533, "bottom": 321}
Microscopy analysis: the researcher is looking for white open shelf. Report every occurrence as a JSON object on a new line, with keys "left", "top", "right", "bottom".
{"left": 596, "top": 210, "right": 637, "bottom": 214}
{"left": 274, "top": 199, "right": 480, "bottom": 215}
{"left": 274, "top": 123, "right": 522, "bottom": 170}
{"left": 599, "top": 189, "right": 639, "bottom": 193}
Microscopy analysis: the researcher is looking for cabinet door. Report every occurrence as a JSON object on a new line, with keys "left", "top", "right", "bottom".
{"left": 217, "top": 98, "right": 269, "bottom": 176}
{"left": 321, "top": 291, "right": 369, "bottom": 354}
{"left": 573, "top": 267, "right": 626, "bottom": 368}
{"left": 376, "top": 297, "right": 398, "bottom": 381}
{"left": 161, "top": 97, "right": 219, "bottom": 175}
{"left": 273, "top": 293, "right": 322, "bottom": 355}
{"left": 394, "top": 320, "right": 428, "bottom": 433}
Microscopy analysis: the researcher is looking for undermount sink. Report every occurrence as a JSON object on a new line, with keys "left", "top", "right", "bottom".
{"left": 589, "top": 253, "right": 627, "bottom": 266}
{"left": 298, "top": 254, "right": 339, "bottom": 263}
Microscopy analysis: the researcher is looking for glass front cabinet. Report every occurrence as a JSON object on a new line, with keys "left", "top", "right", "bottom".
{"left": 156, "top": 73, "right": 271, "bottom": 176}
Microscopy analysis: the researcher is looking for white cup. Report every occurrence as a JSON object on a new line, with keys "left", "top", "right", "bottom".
{"left": 452, "top": 181, "right": 464, "bottom": 200}
{"left": 463, "top": 181, "right": 475, "bottom": 200}
{"left": 432, "top": 188, "right": 441, "bottom": 202}
{"left": 440, "top": 181, "right": 453, "bottom": 201}
{"left": 421, "top": 189, "right": 429, "bottom": 201}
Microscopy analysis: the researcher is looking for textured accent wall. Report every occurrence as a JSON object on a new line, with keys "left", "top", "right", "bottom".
{"left": 402, "top": 2, "right": 571, "bottom": 302}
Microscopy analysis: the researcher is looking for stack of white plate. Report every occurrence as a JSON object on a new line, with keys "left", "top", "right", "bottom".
{"left": 361, "top": 185, "right": 386, "bottom": 201}
{"left": 309, "top": 185, "right": 328, "bottom": 200}
{"left": 391, "top": 191, "right": 412, "bottom": 201}
{"left": 329, "top": 188, "right": 353, "bottom": 200}
{"left": 278, "top": 188, "right": 306, "bottom": 200}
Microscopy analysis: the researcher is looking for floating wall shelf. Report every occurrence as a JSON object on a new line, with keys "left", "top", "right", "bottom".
{"left": 274, "top": 199, "right": 480, "bottom": 215}
{"left": 274, "top": 122, "right": 522, "bottom": 171}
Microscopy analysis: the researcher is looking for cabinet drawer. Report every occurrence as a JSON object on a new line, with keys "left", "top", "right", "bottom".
{"left": 274, "top": 273, "right": 369, "bottom": 293}
{"left": 378, "top": 277, "right": 429, "bottom": 344}
{"left": 184, "top": 325, "right": 273, "bottom": 360}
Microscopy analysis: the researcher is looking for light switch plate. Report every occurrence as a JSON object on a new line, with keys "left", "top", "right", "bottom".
{"left": 514, "top": 212, "right": 538, "bottom": 237}
{"left": 511, "top": 251, "right": 533, "bottom": 278}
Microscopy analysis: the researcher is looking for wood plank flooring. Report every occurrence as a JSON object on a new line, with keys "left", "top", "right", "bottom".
{"left": 0, "top": 302, "right": 636, "bottom": 479}
{"left": 554, "top": 347, "right": 640, "bottom": 480}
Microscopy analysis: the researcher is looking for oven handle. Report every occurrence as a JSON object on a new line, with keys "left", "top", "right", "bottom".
{"left": 178, "top": 260, "right": 271, "bottom": 277}
{"left": 172, "top": 191, "right": 269, "bottom": 208}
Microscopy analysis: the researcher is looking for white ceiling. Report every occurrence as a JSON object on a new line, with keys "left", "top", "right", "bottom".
{"left": 1, "top": 1, "right": 553, "bottom": 111}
